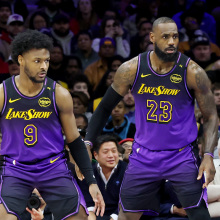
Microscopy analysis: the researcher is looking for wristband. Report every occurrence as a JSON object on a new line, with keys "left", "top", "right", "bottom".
{"left": 84, "top": 140, "right": 93, "bottom": 149}
{"left": 170, "top": 204, "right": 174, "bottom": 214}
{"left": 204, "top": 152, "right": 214, "bottom": 158}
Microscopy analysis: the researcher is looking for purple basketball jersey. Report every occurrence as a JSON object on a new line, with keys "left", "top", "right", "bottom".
{"left": 0, "top": 76, "right": 64, "bottom": 162}
{"left": 131, "top": 51, "right": 198, "bottom": 150}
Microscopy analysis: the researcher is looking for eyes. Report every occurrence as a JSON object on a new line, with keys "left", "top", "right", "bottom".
{"left": 162, "top": 34, "right": 178, "bottom": 39}
{"left": 34, "top": 59, "right": 50, "bottom": 64}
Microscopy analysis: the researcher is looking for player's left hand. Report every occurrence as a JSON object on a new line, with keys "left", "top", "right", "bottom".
{"left": 89, "top": 184, "right": 105, "bottom": 217}
{"left": 197, "top": 154, "right": 216, "bottom": 188}
{"left": 26, "top": 207, "right": 44, "bottom": 220}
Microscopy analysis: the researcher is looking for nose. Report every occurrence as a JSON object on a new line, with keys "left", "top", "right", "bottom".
{"left": 40, "top": 62, "right": 47, "bottom": 70}
{"left": 108, "top": 151, "right": 114, "bottom": 157}
{"left": 168, "top": 37, "right": 174, "bottom": 45}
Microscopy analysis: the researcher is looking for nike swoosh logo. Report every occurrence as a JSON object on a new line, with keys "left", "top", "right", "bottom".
{"left": 141, "top": 73, "right": 151, "bottom": 78}
{"left": 179, "top": 146, "right": 186, "bottom": 152}
{"left": 50, "top": 156, "right": 60, "bottom": 164}
{"left": 9, "top": 98, "right": 21, "bottom": 103}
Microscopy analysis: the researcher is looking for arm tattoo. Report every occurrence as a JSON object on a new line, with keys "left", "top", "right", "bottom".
{"left": 113, "top": 57, "right": 138, "bottom": 94}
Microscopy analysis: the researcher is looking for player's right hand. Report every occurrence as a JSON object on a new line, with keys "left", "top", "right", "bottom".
{"left": 89, "top": 184, "right": 105, "bottom": 216}
{"left": 197, "top": 154, "right": 216, "bottom": 188}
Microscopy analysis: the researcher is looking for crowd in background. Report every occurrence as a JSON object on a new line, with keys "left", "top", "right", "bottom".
{"left": 0, "top": 0, "right": 220, "bottom": 219}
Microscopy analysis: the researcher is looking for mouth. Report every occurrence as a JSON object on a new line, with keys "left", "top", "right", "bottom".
{"left": 165, "top": 48, "right": 176, "bottom": 54}
{"left": 38, "top": 72, "right": 46, "bottom": 78}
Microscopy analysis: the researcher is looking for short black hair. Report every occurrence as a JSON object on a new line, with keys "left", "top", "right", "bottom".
{"left": 138, "top": 20, "right": 152, "bottom": 31}
{"left": 71, "top": 91, "right": 89, "bottom": 107}
{"left": 77, "top": 30, "right": 93, "bottom": 40}
{"left": 93, "top": 134, "right": 119, "bottom": 153}
{"left": 75, "top": 113, "right": 88, "bottom": 128}
{"left": 11, "top": 29, "right": 53, "bottom": 65}
{"left": 66, "top": 55, "right": 82, "bottom": 70}
{"left": 152, "top": 17, "right": 176, "bottom": 31}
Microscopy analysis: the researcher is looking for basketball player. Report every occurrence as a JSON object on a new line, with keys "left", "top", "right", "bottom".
{"left": 0, "top": 30, "right": 105, "bottom": 220}
{"left": 84, "top": 17, "right": 218, "bottom": 220}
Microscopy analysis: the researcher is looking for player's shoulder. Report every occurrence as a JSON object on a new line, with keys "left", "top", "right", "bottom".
{"left": 55, "top": 83, "right": 71, "bottom": 98}
{"left": 116, "top": 55, "right": 138, "bottom": 78}
{"left": 55, "top": 83, "right": 72, "bottom": 110}
{"left": 187, "top": 59, "right": 206, "bottom": 75}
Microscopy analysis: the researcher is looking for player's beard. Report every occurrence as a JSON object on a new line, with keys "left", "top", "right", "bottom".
{"left": 24, "top": 66, "right": 45, "bottom": 83}
{"left": 154, "top": 43, "right": 178, "bottom": 62}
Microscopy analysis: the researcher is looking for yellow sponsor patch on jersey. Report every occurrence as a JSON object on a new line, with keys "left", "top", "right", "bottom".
{"left": 38, "top": 97, "right": 51, "bottom": 107}
{"left": 170, "top": 74, "right": 182, "bottom": 83}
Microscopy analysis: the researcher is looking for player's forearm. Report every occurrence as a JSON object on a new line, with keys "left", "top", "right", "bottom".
{"left": 67, "top": 136, "right": 97, "bottom": 185}
{"left": 85, "top": 86, "right": 123, "bottom": 143}
{"left": 202, "top": 113, "right": 219, "bottom": 154}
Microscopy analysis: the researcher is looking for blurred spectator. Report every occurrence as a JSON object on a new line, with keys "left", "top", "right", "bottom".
{"left": 102, "top": 100, "right": 136, "bottom": 139}
{"left": 47, "top": 43, "right": 67, "bottom": 82}
{"left": 178, "top": 10, "right": 200, "bottom": 42}
{"left": 178, "top": 29, "right": 220, "bottom": 57}
{"left": 0, "top": 55, "right": 19, "bottom": 83}
{"left": 172, "top": 0, "right": 217, "bottom": 43}
{"left": 0, "top": 1, "right": 11, "bottom": 34}
{"left": 71, "top": 73, "right": 92, "bottom": 99}
{"left": 103, "top": 6, "right": 120, "bottom": 21}
{"left": 69, "top": 0, "right": 100, "bottom": 36}
{"left": 77, "top": 134, "right": 127, "bottom": 220}
{"left": 93, "top": 69, "right": 115, "bottom": 100}
{"left": 130, "top": 21, "right": 152, "bottom": 58}
{"left": 118, "top": 138, "right": 134, "bottom": 163}
{"left": 61, "top": 55, "right": 83, "bottom": 89}
{"left": 36, "top": 0, "right": 65, "bottom": 25}
{"left": 1, "top": 0, "right": 29, "bottom": 20}
{"left": 72, "top": 91, "right": 92, "bottom": 122}
{"left": 75, "top": 113, "right": 88, "bottom": 139}
{"left": 212, "top": 83, "right": 220, "bottom": 108}
{"left": 123, "top": 89, "right": 135, "bottom": 124}
{"left": 75, "top": 113, "right": 88, "bottom": 130}
{"left": 139, "top": 34, "right": 153, "bottom": 54}
{"left": 74, "top": 30, "right": 99, "bottom": 71}
{"left": 187, "top": 34, "right": 220, "bottom": 71}
{"left": 0, "top": 13, "right": 24, "bottom": 61}
{"left": 49, "top": 12, "right": 77, "bottom": 55}
{"left": 84, "top": 37, "right": 116, "bottom": 91}
{"left": 92, "top": 68, "right": 116, "bottom": 112}
{"left": 117, "top": 143, "right": 125, "bottom": 161}
{"left": 92, "top": 16, "right": 130, "bottom": 58}
{"left": 109, "top": 54, "right": 124, "bottom": 71}
{"left": 27, "top": 11, "right": 50, "bottom": 31}
{"left": 123, "top": 10, "right": 149, "bottom": 40}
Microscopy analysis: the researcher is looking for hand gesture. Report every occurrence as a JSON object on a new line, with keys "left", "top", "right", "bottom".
{"left": 197, "top": 154, "right": 216, "bottom": 188}
{"left": 26, "top": 207, "right": 44, "bottom": 220}
{"left": 89, "top": 184, "right": 105, "bottom": 216}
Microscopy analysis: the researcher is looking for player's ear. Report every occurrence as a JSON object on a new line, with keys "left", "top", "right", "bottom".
{"left": 93, "top": 151, "right": 98, "bottom": 160}
{"left": 18, "top": 55, "right": 23, "bottom": 65}
{"left": 149, "top": 32, "right": 155, "bottom": 44}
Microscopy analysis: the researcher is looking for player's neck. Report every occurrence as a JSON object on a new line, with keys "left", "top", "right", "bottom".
{"left": 15, "top": 75, "right": 44, "bottom": 97}
{"left": 150, "top": 51, "right": 175, "bottom": 74}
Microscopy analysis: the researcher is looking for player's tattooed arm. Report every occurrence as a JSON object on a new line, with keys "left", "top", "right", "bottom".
{"left": 187, "top": 60, "right": 218, "bottom": 152}
{"left": 112, "top": 56, "right": 138, "bottom": 96}
{"left": 188, "top": 60, "right": 218, "bottom": 187}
